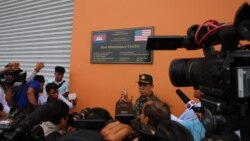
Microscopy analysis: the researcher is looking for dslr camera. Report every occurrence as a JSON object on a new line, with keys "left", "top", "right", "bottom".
{"left": 147, "top": 3, "right": 250, "bottom": 141}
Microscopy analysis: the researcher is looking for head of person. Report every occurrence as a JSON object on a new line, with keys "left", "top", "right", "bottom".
{"left": 83, "top": 107, "right": 114, "bottom": 131}
{"left": 54, "top": 66, "right": 65, "bottom": 82}
{"left": 45, "top": 82, "right": 59, "bottom": 99}
{"left": 34, "top": 75, "right": 45, "bottom": 92}
{"left": 84, "top": 107, "right": 113, "bottom": 123}
{"left": 155, "top": 120, "right": 194, "bottom": 141}
{"left": 137, "top": 74, "right": 154, "bottom": 97}
{"left": 140, "top": 100, "right": 171, "bottom": 130}
{"left": 44, "top": 100, "right": 69, "bottom": 130}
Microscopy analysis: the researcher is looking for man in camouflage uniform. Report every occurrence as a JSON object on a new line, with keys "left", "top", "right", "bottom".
{"left": 134, "top": 74, "right": 160, "bottom": 119}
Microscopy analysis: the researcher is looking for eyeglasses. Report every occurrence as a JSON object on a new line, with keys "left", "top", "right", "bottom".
{"left": 186, "top": 100, "right": 196, "bottom": 109}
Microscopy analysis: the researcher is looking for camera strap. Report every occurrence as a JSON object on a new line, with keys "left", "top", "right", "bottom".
{"left": 57, "top": 80, "right": 65, "bottom": 89}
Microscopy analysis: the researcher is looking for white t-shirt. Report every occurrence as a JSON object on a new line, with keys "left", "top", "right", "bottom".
{"left": 38, "top": 93, "right": 73, "bottom": 109}
{"left": 0, "top": 87, "right": 10, "bottom": 114}
{"left": 46, "top": 78, "right": 69, "bottom": 96}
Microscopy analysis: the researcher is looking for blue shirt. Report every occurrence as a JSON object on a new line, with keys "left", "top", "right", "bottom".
{"left": 17, "top": 80, "right": 40, "bottom": 110}
{"left": 179, "top": 102, "right": 201, "bottom": 121}
{"left": 180, "top": 118, "right": 206, "bottom": 141}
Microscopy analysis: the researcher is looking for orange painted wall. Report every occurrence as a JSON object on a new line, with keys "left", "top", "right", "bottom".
{"left": 70, "top": 0, "right": 249, "bottom": 116}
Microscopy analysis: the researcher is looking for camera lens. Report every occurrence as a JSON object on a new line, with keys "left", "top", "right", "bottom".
{"left": 169, "top": 58, "right": 202, "bottom": 87}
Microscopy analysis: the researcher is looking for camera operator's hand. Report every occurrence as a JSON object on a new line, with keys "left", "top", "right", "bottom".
{"left": 8, "top": 61, "right": 20, "bottom": 71}
{"left": 69, "top": 97, "right": 78, "bottom": 106}
{"left": 34, "top": 62, "right": 44, "bottom": 73}
{"left": 101, "top": 121, "right": 132, "bottom": 141}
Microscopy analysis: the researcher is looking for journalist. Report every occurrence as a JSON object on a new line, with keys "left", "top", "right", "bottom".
{"left": 32, "top": 99, "right": 69, "bottom": 141}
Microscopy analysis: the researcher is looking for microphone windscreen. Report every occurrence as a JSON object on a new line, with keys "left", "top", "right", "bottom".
{"left": 176, "top": 89, "right": 191, "bottom": 104}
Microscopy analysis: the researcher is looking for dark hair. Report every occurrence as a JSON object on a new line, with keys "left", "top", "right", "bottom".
{"left": 45, "top": 82, "right": 58, "bottom": 94}
{"left": 34, "top": 75, "right": 45, "bottom": 83}
{"left": 44, "top": 100, "right": 69, "bottom": 124}
{"left": 55, "top": 66, "right": 65, "bottom": 73}
{"left": 143, "top": 101, "right": 171, "bottom": 127}
{"left": 85, "top": 107, "right": 113, "bottom": 123}
{"left": 155, "top": 120, "right": 194, "bottom": 141}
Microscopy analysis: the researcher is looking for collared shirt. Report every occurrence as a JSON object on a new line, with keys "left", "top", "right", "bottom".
{"left": 179, "top": 102, "right": 201, "bottom": 121}
{"left": 0, "top": 87, "right": 10, "bottom": 114}
{"left": 180, "top": 118, "right": 205, "bottom": 141}
{"left": 47, "top": 79, "right": 69, "bottom": 96}
{"left": 171, "top": 114, "right": 185, "bottom": 123}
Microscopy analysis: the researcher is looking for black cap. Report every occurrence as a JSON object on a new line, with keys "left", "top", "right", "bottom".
{"left": 137, "top": 74, "right": 153, "bottom": 84}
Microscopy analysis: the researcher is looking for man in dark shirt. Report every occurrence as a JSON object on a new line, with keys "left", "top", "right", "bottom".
{"left": 32, "top": 99, "right": 69, "bottom": 141}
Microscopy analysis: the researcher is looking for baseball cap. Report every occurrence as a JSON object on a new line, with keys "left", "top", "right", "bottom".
{"left": 137, "top": 74, "right": 153, "bottom": 84}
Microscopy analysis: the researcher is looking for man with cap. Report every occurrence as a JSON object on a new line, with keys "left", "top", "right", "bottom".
{"left": 121, "top": 73, "right": 160, "bottom": 119}
{"left": 134, "top": 74, "right": 160, "bottom": 118}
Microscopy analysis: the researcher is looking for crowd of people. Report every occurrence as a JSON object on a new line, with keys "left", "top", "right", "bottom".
{"left": 0, "top": 62, "right": 206, "bottom": 141}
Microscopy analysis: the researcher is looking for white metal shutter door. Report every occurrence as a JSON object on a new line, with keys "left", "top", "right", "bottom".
{"left": 0, "top": 0, "right": 74, "bottom": 81}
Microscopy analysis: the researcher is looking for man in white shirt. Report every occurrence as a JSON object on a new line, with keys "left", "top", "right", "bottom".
{"left": 39, "top": 82, "right": 74, "bottom": 109}
{"left": 0, "top": 87, "right": 10, "bottom": 114}
{"left": 47, "top": 66, "right": 69, "bottom": 97}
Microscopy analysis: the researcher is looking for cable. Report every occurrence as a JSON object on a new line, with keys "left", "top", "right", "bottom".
{"left": 194, "top": 20, "right": 232, "bottom": 46}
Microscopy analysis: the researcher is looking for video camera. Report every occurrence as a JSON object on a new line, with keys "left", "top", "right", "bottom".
{"left": 146, "top": 3, "right": 250, "bottom": 141}
{"left": 0, "top": 114, "right": 30, "bottom": 141}
{"left": 0, "top": 63, "right": 26, "bottom": 87}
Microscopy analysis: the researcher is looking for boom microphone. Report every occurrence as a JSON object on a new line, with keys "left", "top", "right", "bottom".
{"left": 176, "top": 89, "right": 203, "bottom": 113}
{"left": 176, "top": 89, "right": 191, "bottom": 104}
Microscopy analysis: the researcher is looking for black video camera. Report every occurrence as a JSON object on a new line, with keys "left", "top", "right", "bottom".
{"left": 146, "top": 3, "right": 250, "bottom": 141}
{"left": 0, "top": 111, "right": 29, "bottom": 141}
{"left": 0, "top": 68, "right": 26, "bottom": 87}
